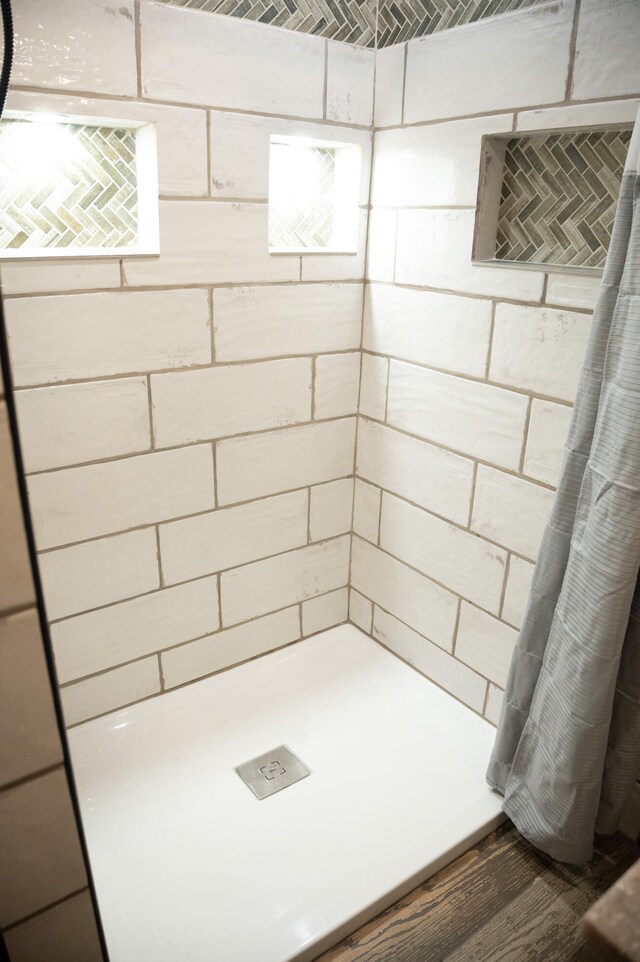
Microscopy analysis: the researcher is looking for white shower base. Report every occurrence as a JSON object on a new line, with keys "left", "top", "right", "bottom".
{"left": 68, "top": 624, "right": 504, "bottom": 962}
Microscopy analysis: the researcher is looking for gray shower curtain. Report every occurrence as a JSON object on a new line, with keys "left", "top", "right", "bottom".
{"left": 487, "top": 116, "right": 640, "bottom": 864}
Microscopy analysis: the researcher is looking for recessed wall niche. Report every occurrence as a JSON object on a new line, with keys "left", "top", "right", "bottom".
{"left": 473, "top": 126, "right": 632, "bottom": 273}
{"left": 268, "top": 135, "right": 361, "bottom": 254}
{"left": 0, "top": 114, "right": 159, "bottom": 259}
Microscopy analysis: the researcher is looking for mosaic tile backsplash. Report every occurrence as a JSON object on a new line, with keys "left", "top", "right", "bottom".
{"left": 0, "top": 121, "right": 138, "bottom": 254}
{"left": 159, "top": 0, "right": 548, "bottom": 46}
{"left": 496, "top": 129, "right": 632, "bottom": 269}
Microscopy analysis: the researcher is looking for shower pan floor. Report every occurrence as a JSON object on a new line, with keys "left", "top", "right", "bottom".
{"left": 68, "top": 623, "right": 504, "bottom": 962}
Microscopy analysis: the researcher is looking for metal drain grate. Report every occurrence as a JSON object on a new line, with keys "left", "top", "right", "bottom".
{"left": 235, "top": 745, "right": 311, "bottom": 800}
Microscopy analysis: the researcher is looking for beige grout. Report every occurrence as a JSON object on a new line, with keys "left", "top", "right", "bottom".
{"left": 134, "top": 0, "right": 143, "bottom": 99}
{"left": 154, "top": 524, "right": 165, "bottom": 588}
{"left": 1, "top": 886, "right": 92, "bottom": 934}
{"left": 564, "top": 0, "right": 583, "bottom": 104}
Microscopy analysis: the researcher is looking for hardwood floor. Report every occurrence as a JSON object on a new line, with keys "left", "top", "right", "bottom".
{"left": 317, "top": 824, "right": 639, "bottom": 962}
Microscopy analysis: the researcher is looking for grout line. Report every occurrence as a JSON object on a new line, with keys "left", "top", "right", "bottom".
{"left": 208, "top": 287, "right": 215, "bottom": 362}
{"left": 518, "top": 395, "right": 534, "bottom": 474}
{"left": 484, "top": 301, "right": 497, "bottom": 380}
{"left": 450, "top": 596, "right": 462, "bottom": 656}
{"left": 466, "top": 460, "right": 479, "bottom": 529}
{"left": 157, "top": 651, "right": 166, "bottom": 692}
{"left": 146, "top": 374, "right": 156, "bottom": 449}
{"left": 0, "top": 762, "right": 65, "bottom": 795}
{"left": 498, "top": 553, "right": 512, "bottom": 621}
{"left": 564, "top": 0, "right": 583, "bottom": 104}
{"left": 154, "top": 524, "right": 165, "bottom": 588}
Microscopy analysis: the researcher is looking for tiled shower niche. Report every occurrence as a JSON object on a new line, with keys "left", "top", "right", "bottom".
{"left": 0, "top": 117, "right": 159, "bottom": 258}
{"left": 474, "top": 126, "right": 632, "bottom": 272}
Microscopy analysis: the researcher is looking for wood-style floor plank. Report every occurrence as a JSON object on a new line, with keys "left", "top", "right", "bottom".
{"left": 317, "top": 825, "right": 639, "bottom": 962}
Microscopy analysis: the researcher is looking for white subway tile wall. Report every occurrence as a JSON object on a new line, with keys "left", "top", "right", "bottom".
{"left": 4, "top": 3, "right": 371, "bottom": 733}
{"left": 354, "top": 0, "right": 640, "bottom": 731}
{"left": 3, "top": 0, "right": 639, "bottom": 747}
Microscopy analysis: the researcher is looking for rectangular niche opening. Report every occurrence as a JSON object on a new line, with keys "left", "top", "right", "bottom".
{"left": 473, "top": 126, "right": 632, "bottom": 274}
{"left": 268, "top": 135, "right": 361, "bottom": 254}
{"left": 0, "top": 113, "right": 159, "bottom": 259}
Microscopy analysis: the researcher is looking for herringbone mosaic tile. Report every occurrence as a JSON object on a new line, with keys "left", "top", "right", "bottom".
{"left": 159, "top": 0, "right": 377, "bottom": 45}
{"left": 495, "top": 129, "right": 632, "bottom": 269}
{"left": 376, "top": 0, "right": 546, "bottom": 46}
{"left": 160, "top": 0, "right": 547, "bottom": 46}
{"left": 269, "top": 142, "right": 335, "bottom": 249}
{"left": 0, "top": 121, "right": 138, "bottom": 253}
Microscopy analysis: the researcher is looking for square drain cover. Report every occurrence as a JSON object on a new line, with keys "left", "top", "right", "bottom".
{"left": 235, "top": 745, "right": 310, "bottom": 800}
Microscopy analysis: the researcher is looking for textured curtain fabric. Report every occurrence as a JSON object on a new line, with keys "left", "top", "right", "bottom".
{"left": 487, "top": 118, "right": 640, "bottom": 864}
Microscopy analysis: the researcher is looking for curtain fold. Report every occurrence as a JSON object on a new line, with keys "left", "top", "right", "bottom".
{"left": 487, "top": 116, "right": 640, "bottom": 864}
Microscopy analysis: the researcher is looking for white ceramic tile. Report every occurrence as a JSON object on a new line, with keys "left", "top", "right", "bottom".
{"left": 213, "top": 283, "right": 363, "bottom": 361}
{"left": 0, "top": 405, "right": 35, "bottom": 612}
{"left": 366, "top": 209, "right": 397, "bottom": 282}
{"left": 0, "top": 611, "right": 61, "bottom": 789}
{"left": 216, "top": 418, "right": 356, "bottom": 505}
{"left": 387, "top": 360, "right": 529, "bottom": 470}
{"left": 300, "top": 210, "right": 368, "bottom": 281}
{"left": 455, "top": 602, "right": 518, "bottom": 688}
{"left": 61, "top": 658, "right": 161, "bottom": 727}
{"left": 314, "top": 353, "right": 360, "bottom": 419}
{"left": 490, "top": 304, "right": 590, "bottom": 403}
{"left": 221, "top": 536, "right": 350, "bottom": 625}
{"left": 4, "top": 890, "right": 102, "bottom": 962}
{"left": 471, "top": 465, "right": 554, "bottom": 561}
{"left": 545, "top": 273, "right": 602, "bottom": 311}
{"left": 516, "top": 98, "right": 640, "bottom": 132}
{"left": 52, "top": 576, "right": 219, "bottom": 683}
{"left": 11, "top": 0, "right": 136, "bottom": 96}
{"left": 373, "top": 608, "right": 487, "bottom": 713}
{"left": 363, "top": 284, "right": 492, "bottom": 378}
{"left": 502, "top": 555, "right": 535, "bottom": 629}
{"left": 371, "top": 114, "right": 513, "bottom": 207}
{"left": 161, "top": 607, "right": 301, "bottom": 689}
{"left": 380, "top": 494, "right": 507, "bottom": 614}
{"left": 524, "top": 399, "right": 572, "bottom": 486}
{"left": 374, "top": 44, "right": 405, "bottom": 128}
{"left": 572, "top": 0, "right": 640, "bottom": 101}
{"left": 357, "top": 418, "right": 474, "bottom": 526}
{"left": 39, "top": 529, "right": 160, "bottom": 622}
{"left": 0, "top": 769, "right": 87, "bottom": 927}
{"left": 326, "top": 44, "right": 374, "bottom": 127}
{"left": 349, "top": 588, "right": 373, "bottom": 633}
{"left": 159, "top": 490, "right": 308, "bottom": 585}
{"left": 209, "top": 112, "right": 372, "bottom": 204}
{"left": 7, "top": 89, "right": 209, "bottom": 197}
{"left": 484, "top": 684, "right": 504, "bottom": 726}
{"left": 141, "top": 3, "right": 324, "bottom": 117}
{"left": 16, "top": 378, "right": 151, "bottom": 473}
{"left": 351, "top": 537, "right": 457, "bottom": 650}
{"left": 310, "top": 478, "right": 353, "bottom": 541}
{"left": 152, "top": 358, "right": 311, "bottom": 447}
{"left": 68, "top": 627, "right": 503, "bottom": 962}
{"left": 359, "top": 353, "right": 388, "bottom": 421}
{"left": 124, "top": 201, "right": 299, "bottom": 287}
{"left": 395, "top": 209, "right": 545, "bottom": 300}
{"left": 28, "top": 445, "right": 214, "bottom": 550}
{"left": 6, "top": 289, "right": 211, "bottom": 386}
{"left": 302, "top": 587, "right": 349, "bottom": 635}
{"left": 404, "top": 0, "right": 574, "bottom": 123}
{"left": 0, "top": 260, "right": 121, "bottom": 297}
{"left": 353, "top": 478, "right": 381, "bottom": 544}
